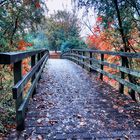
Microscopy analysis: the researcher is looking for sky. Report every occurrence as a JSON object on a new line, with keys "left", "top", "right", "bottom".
{"left": 44, "top": 0, "right": 96, "bottom": 38}
{"left": 46, "top": 0, "right": 73, "bottom": 14}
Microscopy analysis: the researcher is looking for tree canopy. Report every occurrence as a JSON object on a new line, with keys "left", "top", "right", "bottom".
{"left": 44, "top": 10, "right": 86, "bottom": 52}
{"left": 0, "top": 0, "right": 46, "bottom": 52}
{"left": 74, "top": 0, "right": 140, "bottom": 52}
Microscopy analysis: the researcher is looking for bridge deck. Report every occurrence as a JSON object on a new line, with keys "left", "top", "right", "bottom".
{"left": 10, "top": 59, "right": 140, "bottom": 139}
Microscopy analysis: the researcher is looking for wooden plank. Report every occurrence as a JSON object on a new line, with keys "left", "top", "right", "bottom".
{"left": 31, "top": 55, "right": 36, "bottom": 82}
{"left": 0, "top": 49, "right": 48, "bottom": 64}
{"left": 67, "top": 49, "right": 140, "bottom": 58}
{"left": 91, "top": 65, "right": 140, "bottom": 94}
{"left": 119, "top": 56, "right": 125, "bottom": 94}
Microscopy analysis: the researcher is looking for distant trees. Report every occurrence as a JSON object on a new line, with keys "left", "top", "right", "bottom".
{"left": 61, "top": 38, "right": 87, "bottom": 53}
{"left": 44, "top": 10, "right": 86, "bottom": 52}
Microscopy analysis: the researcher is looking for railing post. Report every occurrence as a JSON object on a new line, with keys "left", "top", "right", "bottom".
{"left": 82, "top": 51, "right": 85, "bottom": 68}
{"left": 37, "top": 52, "right": 42, "bottom": 80}
{"left": 41, "top": 51, "right": 45, "bottom": 58}
{"left": 119, "top": 56, "right": 125, "bottom": 94}
{"left": 100, "top": 54, "right": 104, "bottom": 80}
{"left": 89, "top": 52, "right": 92, "bottom": 72}
{"left": 37, "top": 52, "right": 41, "bottom": 61}
{"left": 73, "top": 50, "right": 76, "bottom": 63}
{"left": 70, "top": 50, "right": 73, "bottom": 61}
{"left": 31, "top": 55, "right": 36, "bottom": 96}
{"left": 77, "top": 51, "right": 80, "bottom": 65}
{"left": 13, "top": 61, "right": 24, "bottom": 131}
{"left": 76, "top": 50, "right": 79, "bottom": 65}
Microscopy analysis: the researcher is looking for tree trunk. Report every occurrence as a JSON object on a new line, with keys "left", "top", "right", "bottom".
{"left": 113, "top": 0, "right": 136, "bottom": 101}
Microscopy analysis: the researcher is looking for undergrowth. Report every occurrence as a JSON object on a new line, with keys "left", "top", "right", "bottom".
{"left": 0, "top": 65, "right": 16, "bottom": 137}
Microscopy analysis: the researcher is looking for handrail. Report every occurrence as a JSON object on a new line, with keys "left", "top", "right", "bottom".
{"left": 0, "top": 49, "right": 47, "bottom": 64}
{"left": 0, "top": 49, "right": 49, "bottom": 131}
{"left": 71, "top": 49, "right": 140, "bottom": 58}
{"left": 61, "top": 49, "right": 140, "bottom": 101}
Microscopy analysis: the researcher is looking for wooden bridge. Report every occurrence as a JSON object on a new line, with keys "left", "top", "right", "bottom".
{"left": 0, "top": 49, "right": 140, "bottom": 140}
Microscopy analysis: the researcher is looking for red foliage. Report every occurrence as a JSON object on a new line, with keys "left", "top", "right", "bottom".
{"left": 35, "top": 2, "right": 41, "bottom": 8}
{"left": 96, "top": 16, "right": 102, "bottom": 22}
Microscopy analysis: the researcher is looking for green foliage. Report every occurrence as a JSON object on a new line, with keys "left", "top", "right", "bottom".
{"left": 74, "top": 0, "right": 140, "bottom": 52}
{"left": 61, "top": 38, "right": 87, "bottom": 53}
{"left": 45, "top": 10, "right": 81, "bottom": 51}
{"left": 0, "top": 66, "right": 15, "bottom": 134}
{"left": 0, "top": 0, "right": 46, "bottom": 52}
{"left": 26, "top": 32, "right": 49, "bottom": 50}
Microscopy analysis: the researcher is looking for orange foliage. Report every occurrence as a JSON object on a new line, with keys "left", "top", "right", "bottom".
{"left": 18, "top": 40, "right": 33, "bottom": 51}
{"left": 128, "top": 28, "right": 140, "bottom": 52}
{"left": 18, "top": 40, "right": 32, "bottom": 75}
{"left": 87, "top": 17, "right": 120, "bottom": 85}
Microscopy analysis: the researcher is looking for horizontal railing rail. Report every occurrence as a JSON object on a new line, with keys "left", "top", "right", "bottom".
{"left": 0, "top": 49, "right": 49, "bottom": 130}
{"left": 61, "top": 49, "right": 140, "bottom": 101}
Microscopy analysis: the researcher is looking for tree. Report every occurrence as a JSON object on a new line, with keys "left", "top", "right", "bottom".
{"left": 0, "top": 0, "right": 47, "bottom": 134}
{"left": 74, "top": 0, "right": 140, "bottom": 52}
{"left": 0, "top": 0, "right": 46, "bottom": 52}
{"left": 74, "top": 0, "right": 140, "bottom": 100}
{"left": 44, "top": 10, "right": 82, "bottom": 52}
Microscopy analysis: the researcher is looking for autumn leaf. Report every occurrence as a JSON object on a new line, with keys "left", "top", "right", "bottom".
{"left": 48, "top": 120, "right": 58, "bottom": 125}
{"left": 97, "top": 16, "right": 103, "bottom": 22}
{"left": 35, "top": 2, "right": 41, "bottom": 8}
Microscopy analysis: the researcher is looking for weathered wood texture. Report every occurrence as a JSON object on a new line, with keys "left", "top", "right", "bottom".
{"left": 0, "top": 49, "right": 47, "bottom": 64}
{"left": 0, "top": 49, "right": 49, "bottom": 131}
{"left": 61, "top": 49, "right": 140, "bottom": 98}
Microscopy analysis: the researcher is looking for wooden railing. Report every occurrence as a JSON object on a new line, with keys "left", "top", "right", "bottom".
{"left": 61, "top": 49, "right": 140, "bottom": 100}
{"left": 0, "top": 49, "right": 49, "bottom": 130}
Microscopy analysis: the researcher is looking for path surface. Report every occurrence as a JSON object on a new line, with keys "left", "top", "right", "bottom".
{"left": 10, "top": 59, "right": 140, "bottom": 140}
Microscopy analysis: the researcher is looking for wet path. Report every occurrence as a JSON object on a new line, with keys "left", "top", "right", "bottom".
{"left": 19, "top": 59, "right": 140, "bottom": 139}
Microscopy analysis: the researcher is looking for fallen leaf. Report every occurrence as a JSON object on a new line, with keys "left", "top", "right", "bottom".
{"left": 118, "top": 107, "right": 124, "bottom": 113}
{"left": 124, "top": 134, "right": 129, "bottom": 140}
{"left": 113, "top": 105, "right": 118, "bottom": 109}
{"left": 37, "top": 135, "right": 43, "bottom": 140}
{"left": 37, "top": 118, "right": 44, "bottom": 124}
{"left": 48, "top": 120, "right": 58, "bottom": 125}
